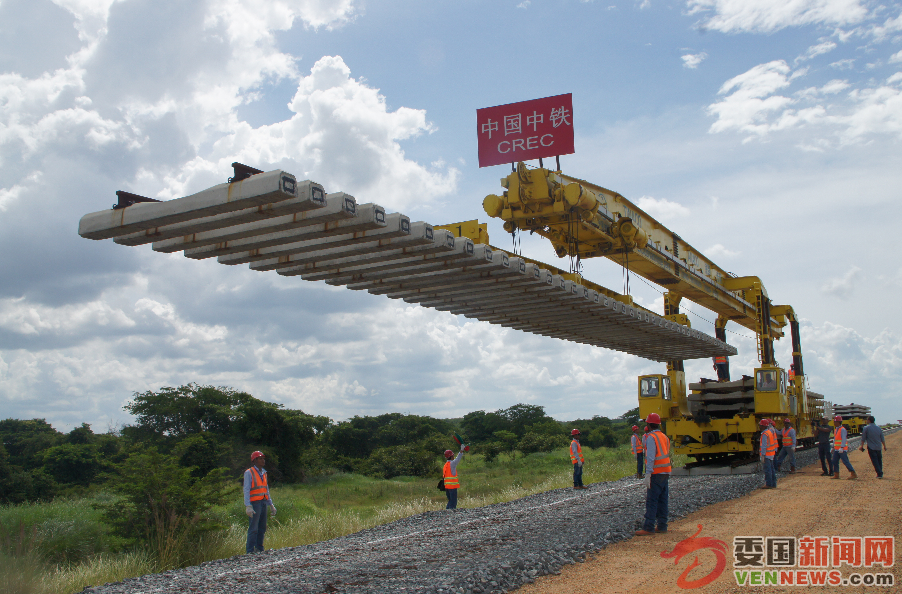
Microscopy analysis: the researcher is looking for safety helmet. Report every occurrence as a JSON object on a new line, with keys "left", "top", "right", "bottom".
{"left": 783, "top": 418, "right": 791, "bottom": 424}
{"left": 834, "top": 415, "right": 843, "bottom": 423}
{"left": 631, "top": 425, "right": 639, "bottom": 431}
{"left": 758, "top": 418, "right": 770, "bottom": 426}
{"left": 250, "top": 450, "right": 265, "bottom": 461}
{"left": 444, "top": 449, "right": 454, "bottom": 459}
{"left": 571, "top": 429, "right": 580, "bottom": 436}
{"left": 645, "top": 413, "right": 661, "bottom": 424}
{"left": 644, "top": 426, "right": 650, "bottom": 433}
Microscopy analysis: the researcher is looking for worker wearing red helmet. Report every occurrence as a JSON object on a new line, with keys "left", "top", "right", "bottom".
{"left": 570, "top": 429, "right": 587, "bottom": 489}
{"left": 831, "top": 415, "right": 858, "bottom": 480}
{"left": 635, "top": 413, "right": 671, "bottom": 536}
{"left": 244, "top": 450, "right": 276, "bottom": 554}
{"left": 442, "top": 444, "right": 467, "bottom": 509}
{"left": 630, "top": 425, "right": 645, "bottom": 479}
{"left": 774, "top": 418, "right": 797, "bottom": 474}
{"left": 759, "top": 419, "right": 778, "bottom": 489}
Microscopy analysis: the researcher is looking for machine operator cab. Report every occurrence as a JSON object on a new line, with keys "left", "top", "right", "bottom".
{"left": 638, "top": 374, "right": 672, "bottom": 422}
{"left": 754, "top": 366, "right": 791, "bottom": 415}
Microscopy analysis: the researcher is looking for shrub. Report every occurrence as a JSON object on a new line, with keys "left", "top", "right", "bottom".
{"left": 517, "top": 432, "right": 566, "bottom": 455}
{"left": 363, "top": 445, "right": 437, "bottom": 479}
{"left": 101, "top": 447, "right": 235, "bottom": 568}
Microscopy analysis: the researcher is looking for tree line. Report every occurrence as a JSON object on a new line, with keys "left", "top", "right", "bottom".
{"left": 0, "top": 383, "right": 641, "bottom": 505}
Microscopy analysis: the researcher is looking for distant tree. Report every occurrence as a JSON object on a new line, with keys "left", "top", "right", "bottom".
{"left": 124, "top": 384, "right": 254, "bottom": 438}
{"left": 363, "top": 444, "right": 437, "bottom": 479}
{"left": 42, "top": 443, "right": 102, "bottom": 486}
{"left": 525, "top": 419, "right": 566, "bottom": 437}
{"left": 460, "top": 410, "right": 508, "bottom": 443}
{"left": 517, "top": 432, "right": 565, "bottom": 455}
{"left": 584, "top": 426, "right": 618, "bottom": 449}
{"left": 0, "top": 419, "right": 62, "bottom": 468}
{"left": 65, "top": 423, "right": 94, "bottom": 445}
{"left": 498, "top": 404, "right": 550, "bottom": 436}
{"left": 619, "top": 407, "right": 641, "bottom": 426}
{"left": 123, "top": 384, "right": 329, "bottom": 482}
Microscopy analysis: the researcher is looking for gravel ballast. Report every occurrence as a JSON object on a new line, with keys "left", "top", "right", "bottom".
{"left": 84, "top": 433, "right": 878, "bottom": 594}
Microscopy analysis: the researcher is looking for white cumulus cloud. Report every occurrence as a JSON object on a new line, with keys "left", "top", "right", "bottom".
{"left": 687, "top": 0, "right": 870, "bottom": 34}
{"left": 821, "top": 266, "right": 862, "bottom": 299}
{"left": 635, "top": 195, "right": 691, "bottom": 220}
{"left": 682, "top": 52, "right": 708, "bottom": 69}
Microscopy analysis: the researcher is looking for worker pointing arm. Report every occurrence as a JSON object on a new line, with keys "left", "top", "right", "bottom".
{"left": 443, "top": 445, "right": 466, "bottom": 509}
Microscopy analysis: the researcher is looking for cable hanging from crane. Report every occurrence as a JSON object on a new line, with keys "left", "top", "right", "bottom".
{"left": 631, "top": 272, "right": 756, "bottom": 340}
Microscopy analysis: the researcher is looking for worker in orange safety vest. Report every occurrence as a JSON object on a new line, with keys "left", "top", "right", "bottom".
{"left": 570, "top": 429, "right": 587, "bottom": 489}
{"left": 631, "top": 425, "right": 645, "bottom": 479}
{"left": 244, "top": 451, "right": 276, "bottom": 554}
{"left": 635, "top": 413, "right": 671, "bottom": 536}
{"left": 759, "top": 418, "right": 778, "bottom": 489}
{"left": 774, "top": 418, "right": 797, "bottom": 473}
{"left": 831, "top": 416, "right": 858, "bottom": 480}
{"left": 443, "top": 445, "right": 467, "bottom": 509}
{"left": 713, "top": 354, "right": 729, "bottom": 382}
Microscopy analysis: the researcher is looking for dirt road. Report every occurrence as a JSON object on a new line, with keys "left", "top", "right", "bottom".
{"left": 516, "top": 430, "right": 898, "bottom": 594}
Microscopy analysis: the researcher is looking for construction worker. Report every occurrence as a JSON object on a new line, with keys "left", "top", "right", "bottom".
{"left": 570, "top": 429, "right": 587, "bottom": 489}
{"left": 631, "top": 425, "right": 644, "bottom": 479}
{"left": 759, "top": 418, "right": 778, "bottom": 489}
{"left": 635, "top": 413, "right": 670, "bottom": 536}
{"left": 831, "top": 416, "right": 857, "bottom": 480}
{"left": 713, "top": 355, "right": 729, "bottom": 382}
{"left": 815, "top": 418, "right": 834, "bottom": 476}
{"left": 244, "top": 451, "right": 276, "bottom": 554}
{"left": 859, "top": 416, "right": 887, "bottom": 478}
{"left": 443, "top": 445, "right": 466, "bottom": 509}
{"left": 774, "top": 418, "right": 797, "bottom": 473}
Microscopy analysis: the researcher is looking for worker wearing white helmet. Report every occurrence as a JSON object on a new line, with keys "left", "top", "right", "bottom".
{"left": 244, "top": 450, "right": 276, "bottom": 554}
{"left": 635, "top": 413, "right": 671, "bottom": 536}
{"left": 831, "top": 416, "right": 858, "bottom": 480}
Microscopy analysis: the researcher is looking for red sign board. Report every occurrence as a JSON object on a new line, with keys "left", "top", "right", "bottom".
{"left": 476, "top": 93, "right": 574, "bottom": 168}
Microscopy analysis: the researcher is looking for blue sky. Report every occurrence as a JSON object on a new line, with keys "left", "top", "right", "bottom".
{"left": 1, "top": 0, "right": 901, "bottom": 431}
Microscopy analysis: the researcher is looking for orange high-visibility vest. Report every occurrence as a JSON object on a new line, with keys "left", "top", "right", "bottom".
{"left": 648, "top": 431, "right": 672, "bottom": 474}
{"left": 631, "top": 434, "right": 644, "bottom": 454}
{"left": 834, "top": 427, "right": 847, "bottom": 452}
{"left": 570, "top": 439, "right": 584, "bottom": 464}
{"left": 714, "top": 356, "right": 727, "bottom": 364}
{"left": 443, "top": 460, "right": 459, "bottom": 489}
{"left": 782, "top": 428, "right": 793, "bottom": 446}
{"left": 247, "top": 467, "right": 269, "bottom": 502}
{"left": 762, "top": 428, "right": 778, "bottom": 457}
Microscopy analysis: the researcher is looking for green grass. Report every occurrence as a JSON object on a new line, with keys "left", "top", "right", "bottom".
{"left": 1, "top": 444, "right": 685, "bottom": 594}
